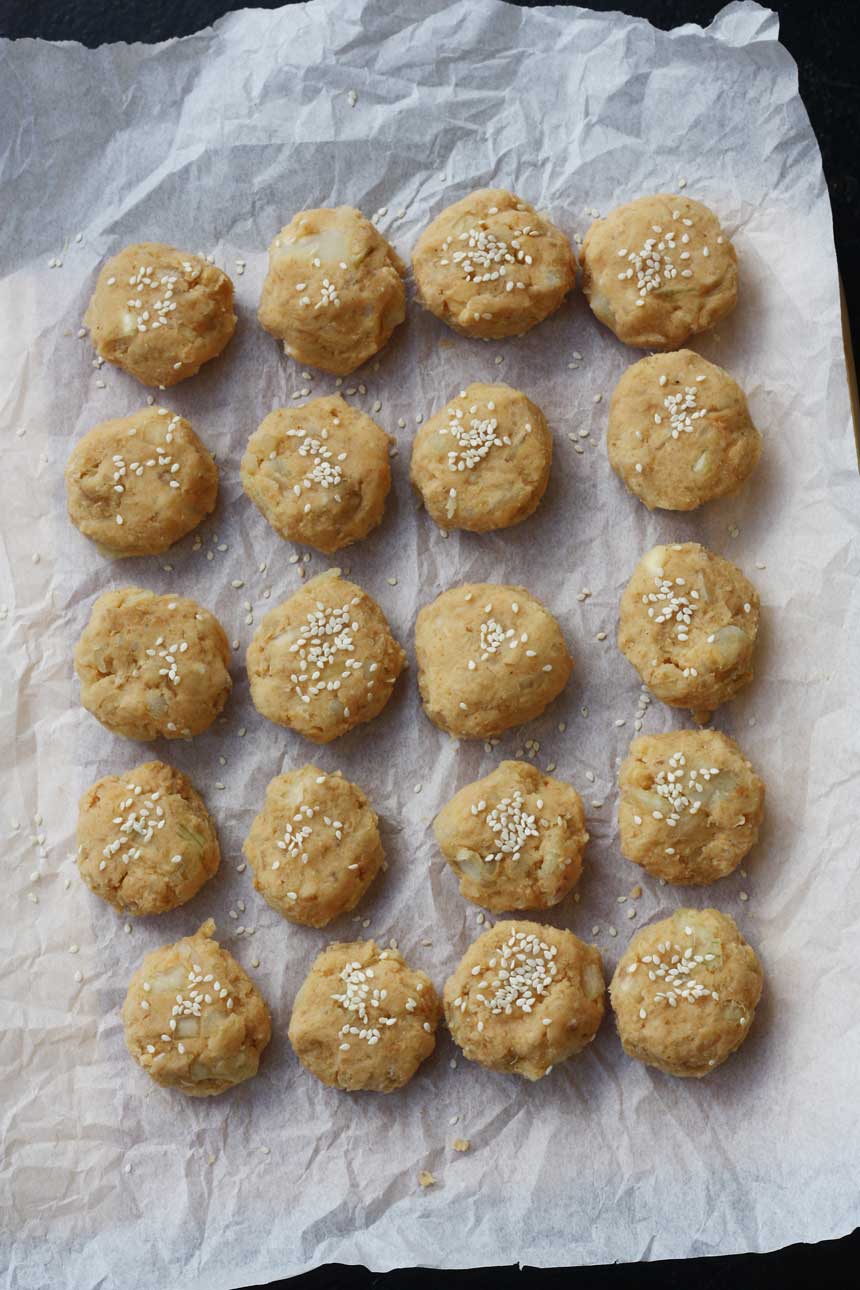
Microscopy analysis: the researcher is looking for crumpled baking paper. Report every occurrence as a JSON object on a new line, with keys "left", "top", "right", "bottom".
{"left": 1, "top": 1, "right": 858, "bottom": 1286}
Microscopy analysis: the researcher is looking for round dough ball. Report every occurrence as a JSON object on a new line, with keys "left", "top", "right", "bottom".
{"left": 618, "top": 730, "right": 765, "bottom": 885}
{"left": 609, "top": 908, "right": 763, "bottom": 1077}
{"left": 434, "top": 761, "right": 588, "bottom": 912}
{"left": 443, "top": 920, "right": 605, "bottom": 1081}
{"left": 243, "top": 765, "right": 384, "bottom": 927}
{"left": 607, "top": 351, "right": 762, "bottom": 511}
{"left": 75, "top": 587, "right": 232, "bottom": 741}
{"left": 65, "top": 407, "right": 218, "bottom": 557}
{"left": 246, "top": 570, "right": 405, "bottom": 743}
{"left": 77, "top": 760, "right": 220, "bottom": 915}
{"left": 410, "top": 382, "right": 552, "bottom": 533}
{"left": 580, "top": 194, "right": 738, "bottom": 349}
{"left": 241, "top": 395, "right": 390, "bottom": 555}
{"left": 618, "top": 543, "right": 759, "bottom": 721}
{"left": 84, "top": 243, "right": 236, "bottom": 387}
{"left": 122, "top": 919, "right": 271, "bottom": 1096}
{"left": 412, "top": 188, "right": 576, "bottom": 340}
{"left": 415, "top": 583, "right": 573, "bottom": 739}
{"left": 288, "top": 940, "right": 440, "bottom": 1092}
{"left": 258, "top": 206, "right": 406, "bottom": 376}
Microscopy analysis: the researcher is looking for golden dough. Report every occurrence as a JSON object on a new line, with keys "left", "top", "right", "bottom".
{"left": 66, "top": 407, "right": 217, "bottom": 556}
{"left": 77, "top": 760, "right": 220, "bottom": 915}
{"left": 618, "top": 729, "right": 765, "bottom": 885}
{"left": 246, "top": 570, "right": 405, "bottom": 742}
{"left": 617, "top": 542, "right": 759, "bottom": 721}
{"left": 243, "top": 765, "right": 384, "bottom": 927}
{"left": 288, "top": 940, "right": 440, "bottom": 1092}
{"left": 122, "top": 920, "right": 271, "bottom": 1096}
{"left": 410, "top": 382, "right": 552, "bottom": 532}
{"left": 241, "top": 395, "right": 390, "bottom": 554}
{"left": 75, "top": 587, "right": 232, "bottom": 740}
{"left": 580, "top": 194, "right": 738, "bottom": 349}
{"left": 412, "top": 188, "right": 576, "bottom": 339}
{"left": 415, "top": 582, "right": 573, "bottom": 739}
{"left": 607, "top": 350, "right": 761, "bottom": 511}
{"left": 84, "top": 243, "right": 236, "bottom": 387}
{"left": 434, "top": 760, "right": 587, "bottom": 911}
{"left": 258, "top": 206, "right": 406, "bottom": 375}
{"left": 444, "top": 920, "right": 605, "bottom": 1080}
{"left": 609, "top": 908, "right": 763, "bottom": 1077}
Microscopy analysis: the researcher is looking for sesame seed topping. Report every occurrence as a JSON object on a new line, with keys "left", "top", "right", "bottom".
{"left": 476, "top": 788, "right": 540, "bottom": 865}
{"left": 647, "top": 749, "right": 718, "bottom": 826}
{"left": 618, "top": 226, "right": 678, "bottom": 297}
{"left": 662, "top": 383, "right": 708, "bottom": 439}
{"left": 647, "top": 572, "right": 697, "bottom": 640}
{"left": 330, "top": 956, "right": 401, "bottom": 1046}
{"left": 286, "top": 596, "right": 376, "bottom": 706}
{"left": 440, "top": 402, "right": 506, "bottom": 472}
{"left": 469, "top": 928, "right": 559, "bottom": 1018}
{"left": 284, "top": 425, "right": 345, "bottom": 492}
{"left": 143, "top": 964, "right": 234, "bottom": 1058}
{"left": 630, "top": 925, "right": 718, "bottom": 1011}
{"left": 439, "top": 219, "right": 537, "bottom": 286}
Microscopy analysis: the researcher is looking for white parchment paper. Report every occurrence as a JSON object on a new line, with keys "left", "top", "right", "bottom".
{"left": 2, "top": 1, "right": 859, "bottom": 1285}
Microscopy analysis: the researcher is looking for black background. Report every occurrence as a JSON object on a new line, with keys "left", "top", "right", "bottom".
{"left": 1, "top": 1, "right": 857, "bottom": 1286}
